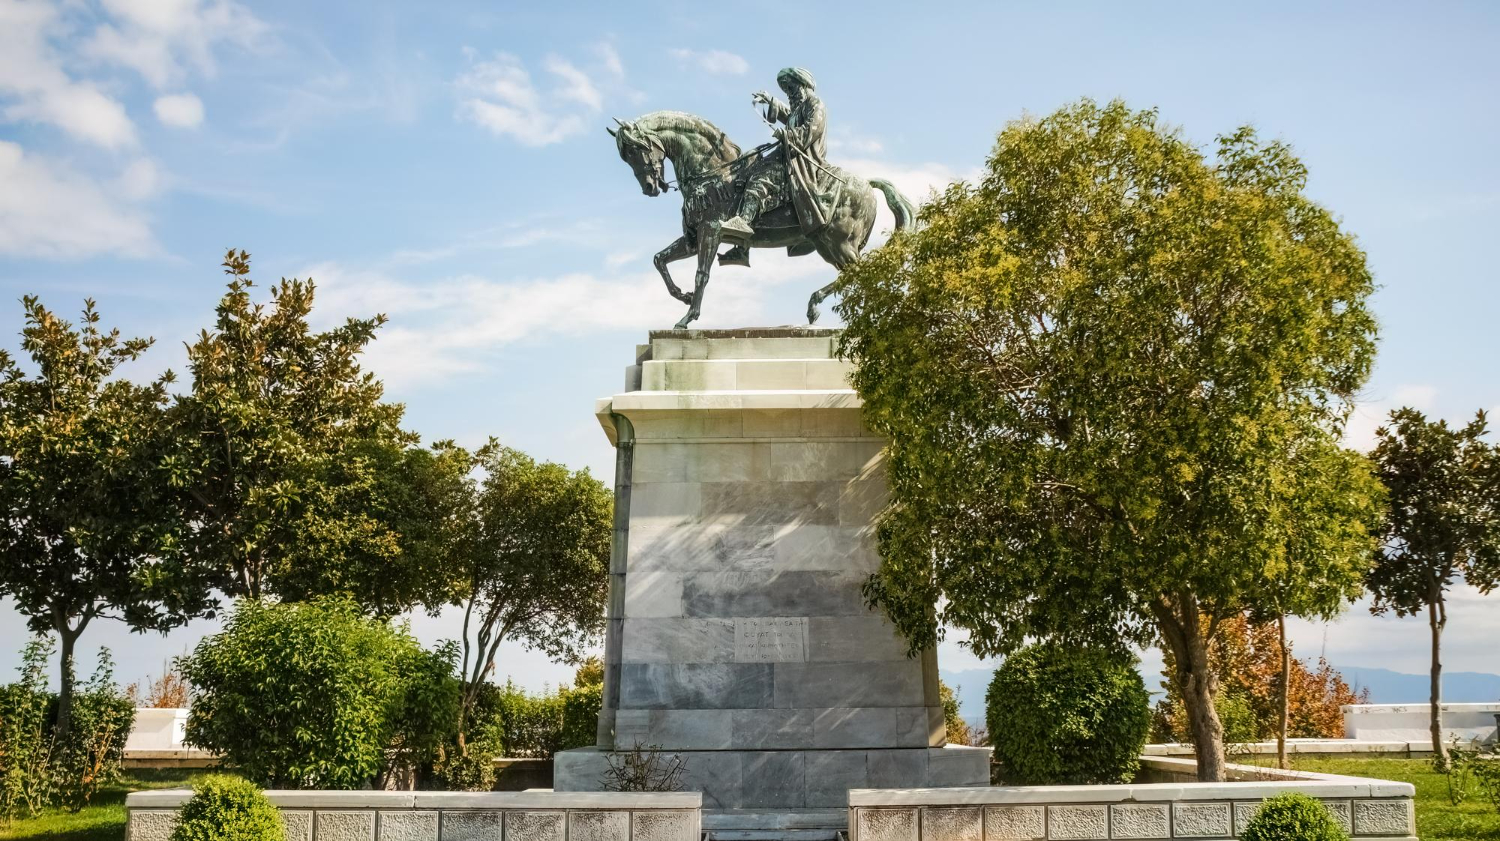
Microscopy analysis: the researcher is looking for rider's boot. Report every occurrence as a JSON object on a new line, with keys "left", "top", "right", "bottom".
{"left": 718, "top": 193, "right": 762, "bottom": 243}
{"left": 719, "top": 245, "right": 750, "bottom": 267}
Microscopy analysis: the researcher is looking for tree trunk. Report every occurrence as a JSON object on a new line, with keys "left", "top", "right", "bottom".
{"left": 55, "top": 621, "right": 82, "bottom": 740}
{"left": 1155, "top": 599, "right": 1226, "bottom": 782}
{"left": 1429, "top": 596, "right": 1449, "bottom": 770}
{"left": 1181, "top": 632, "right": 1226, "bottom": 781}
{"left": 1278, "top": 614, "right": 1290, "bottom": 770}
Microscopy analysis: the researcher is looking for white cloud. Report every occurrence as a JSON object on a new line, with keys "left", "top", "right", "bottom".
{"left": 115, "top": 156, "right": 161, "bottom": 199}
{"left": 669, "top": 48, "right": 749, "bottom": 76}
{"left": 595, "top": 43, "right": 624, "bottom": 79}
{"left": 153, "top": 92, "right": 203, "bottom": 127}
{"left": 456, "top": 52, "right": 593, "bottom": 147}
{"left": 83, "top": 0, "right": 266, "bottom": 89}
{"left": 0, "top": 140, "right": 156, "bottom": 258}
{"left": 542, "top": 56, "right": 602, "bottom": 111}
{"left": 301, "top": 248, "right": 829, "bottom": 388}
{"left": 0, "top": 0, "right": 137, "bottom": 148}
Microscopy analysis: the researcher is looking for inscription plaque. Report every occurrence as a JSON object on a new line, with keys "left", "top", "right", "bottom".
{"left": 735, "top": 617, "right": 808, "bottom": 662}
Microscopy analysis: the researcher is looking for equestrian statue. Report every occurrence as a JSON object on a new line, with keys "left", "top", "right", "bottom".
{"left": 608, "top": 67, "right": 916, "bottom": 328}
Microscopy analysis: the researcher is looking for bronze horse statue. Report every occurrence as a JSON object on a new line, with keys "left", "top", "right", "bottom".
{"left": 609, "top": 111, "right": 915, "bottom": 328}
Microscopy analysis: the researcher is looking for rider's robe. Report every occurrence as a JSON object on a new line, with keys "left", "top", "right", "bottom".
{"left": 764, "top": 94, "right": 834, "bottom": 233}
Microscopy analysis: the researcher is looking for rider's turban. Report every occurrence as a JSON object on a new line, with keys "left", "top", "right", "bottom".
{"left": 777, "top": 67, "right": 816, "bottom": 92}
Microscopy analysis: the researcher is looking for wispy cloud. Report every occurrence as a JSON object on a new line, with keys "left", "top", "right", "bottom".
{"left": 82, "top": 0, "right": 267, "bottom": 89}
{"left": 0, "top": 141, "right": 157, "bottom": 258}
{"left": 301, "top": 249, "right": 829, "bottom": 388}
{"left": 0, "top": 0, "right": 137, "bottom": 148}
{"left": 1344, "top": 383, "right": 1438, "bottom": 451}
{"left": 456, "top": 45, "right": 625, "bottom": 147}
{"left": 669, "top": 48, "right": 749, "bottom": 76}
{"left": 153, "top": 92, "right": 203, "bottom": 127}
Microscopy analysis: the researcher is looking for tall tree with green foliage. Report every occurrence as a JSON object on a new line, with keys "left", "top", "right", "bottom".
{"left": 836, "top": 100, "right": 1381, "bottom": 781}
{"left": 452, "top": 444, "right": 611, "bottom": 752}
{"left": 169, "top": 250, "right": 455, "bottom": 612}
{"left": 0, "top": 297, "right": 202, "bottom": 737}
{"left": 1367, "top": 408, "right": 1500, "bottom": 770}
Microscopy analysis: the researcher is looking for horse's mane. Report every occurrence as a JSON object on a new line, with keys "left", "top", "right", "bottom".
{"left": 635, "top": 110, "right": 742, "bottom": 161}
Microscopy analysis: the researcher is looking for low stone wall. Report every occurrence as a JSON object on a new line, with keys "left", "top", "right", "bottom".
{"left": 846, "top": 763, "right": 1416, "bottom": 841}
{"left": 1343, "top": 702, "right": 1500, "bottom": 743}
{"left": 125, "top": 790, "right": 701, "bottom": 841}
{"left": 1145, "top": 739, "right": 1435, "bottom": 759}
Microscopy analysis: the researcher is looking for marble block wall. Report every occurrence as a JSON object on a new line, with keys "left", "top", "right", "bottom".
{"left": 554, "top": 328, "right": 991, "bottom": 812}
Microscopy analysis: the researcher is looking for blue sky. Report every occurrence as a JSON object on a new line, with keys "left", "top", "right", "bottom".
{"left": 2, "top": 0, "right": 1498, "bottom": 700}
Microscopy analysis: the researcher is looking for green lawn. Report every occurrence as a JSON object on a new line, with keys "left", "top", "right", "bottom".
{"left": 1291, "top": 756, "right": 1500, "bottom": 841}
{"left": 0, "top": 769, "right": 206, "bottom": 841}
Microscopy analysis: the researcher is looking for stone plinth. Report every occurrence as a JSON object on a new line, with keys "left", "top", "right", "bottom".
{"left": 555, "top": 328, "right": 991, "bottom": 823}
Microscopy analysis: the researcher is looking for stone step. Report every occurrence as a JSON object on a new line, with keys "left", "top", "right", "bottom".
{"left": 703, "top": 808, "right": 846, "bottom": 832}
{"left": 641, "top": 358, "right": 853, "bottom": 392}
{"left": 650, "top": 332, "right": 839, "bottom": 362}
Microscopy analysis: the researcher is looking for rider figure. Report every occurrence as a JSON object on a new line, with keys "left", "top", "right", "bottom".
{"left": 719, "top": 67, "right": 829, "bottom": 265}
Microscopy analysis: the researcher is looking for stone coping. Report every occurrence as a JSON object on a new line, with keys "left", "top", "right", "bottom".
{"left": 845, "top": 773, "right": 1415, "bottom": 807}
{"left": 125, "top": 789, "right": 702, "bottom": 809}
{"left": 1145, "top": 740, "right": 1433, "bottom": 755}
{"left": 602, "top": 390, "right": 862, "bottom": 413}
{"left": 1344, "top": 702, "right": 1500, "bottom": 713}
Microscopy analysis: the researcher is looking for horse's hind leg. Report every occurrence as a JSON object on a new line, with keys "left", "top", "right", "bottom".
{"left": 806, "top": 237, "right": 862, "bottom": 324}
{"left": 675, "top": 226, "right": 721, "bottom": 329}
{"left": 654, "top": 236, "right": 696, "bottom": 305}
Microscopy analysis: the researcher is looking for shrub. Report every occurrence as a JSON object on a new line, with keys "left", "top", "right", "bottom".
{"left": 0, "top": 638, "right": 56, "bottom": 822}
{"left": 181, "top": 597, "right": 457, "bottom": 789}
{"left": 560, "top": 683, "right": 602, "bottom": 751}
{"left": 170, "top": 775, "right": 285, "bottom": 841}
{"left": 0, "top": 639, "right": 132, "bottom": 819}
{"left": 1240, "top": 793, "right": 1349, "bottom": 841}
{"left": 126, "top": 661, "right": 191, "bottom": 708}
{"left": 985, "top": 643, "right": 1150, "bottom": 784}
{"left": 52, "top": 649, "right": 134, "bottom": 810}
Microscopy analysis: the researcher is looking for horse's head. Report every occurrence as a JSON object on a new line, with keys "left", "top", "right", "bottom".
{"left": 608, "top": 118, "right": 668, "bottom": 197}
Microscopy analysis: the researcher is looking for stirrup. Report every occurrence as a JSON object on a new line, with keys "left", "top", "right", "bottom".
{"left": 719, "top": 245, "right": 750, "bottom": 267}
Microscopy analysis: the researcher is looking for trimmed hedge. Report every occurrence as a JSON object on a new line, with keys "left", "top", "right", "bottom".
{"left": 169, "top": 775, "right": 285, "bottom": 841}
{"left": 1241, "top": 792, "right": 1350, "bottom": 841}
{"left": 985, "top": 643, "right": 1150, "bottom": 784}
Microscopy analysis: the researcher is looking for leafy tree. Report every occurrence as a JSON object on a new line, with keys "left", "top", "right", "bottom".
{"left": 169, "top": 250, "right": 431, "bottom": 606}
{"left": 268, "top": 439, "right": 475, "bottom": 616}
{"left": 1367, "top": 408, "right": 1500, "bottom": 769}
{"left": 939, "top": 680, "right": 972, "bottom": 746}
{"left": 837, "top": 100, "right": 1381, "bottom": 780}
{"left": 1152, "top": 614, "right": 1367, "bottom": 745}
{"left": 452, "top": 444, "right": 611, "bottom": 751}
{"left": 180, "top": 597, "right": 457, "bottom": 789}
{"left": 0, "top": 297, "right": 201, "bottom": 737}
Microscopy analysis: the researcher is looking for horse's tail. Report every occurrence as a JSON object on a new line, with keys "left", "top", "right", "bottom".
{"left": 869, "top": 178, "right": 917, "bottom": 230}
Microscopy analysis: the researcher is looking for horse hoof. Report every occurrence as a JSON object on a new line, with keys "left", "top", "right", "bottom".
{"left": 807, "top": 302, "right": 821, "bottom": 324}
{"left": 674, "top": 312, "right": 697, "bottom": 330}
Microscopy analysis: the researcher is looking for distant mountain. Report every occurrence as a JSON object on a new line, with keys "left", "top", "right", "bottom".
{"left": 1341, "top": 667, "right": 1500, "bottom": 705}
{"left": 940, "top": 665, "right": 1500, "bottom": 723}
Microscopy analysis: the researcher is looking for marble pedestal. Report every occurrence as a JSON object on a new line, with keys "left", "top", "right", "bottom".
{"left": 554, "top": 328, "right": 990, "bottom": 828}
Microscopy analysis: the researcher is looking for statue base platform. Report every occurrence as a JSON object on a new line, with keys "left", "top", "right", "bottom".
{"left": 558, "top": 328, "right": 991, "bottom": 821}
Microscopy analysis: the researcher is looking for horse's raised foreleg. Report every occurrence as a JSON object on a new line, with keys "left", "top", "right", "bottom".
{"left": 674, "top": 225, "right": 721, "bottom": 329}
{"left": 654, "top": 236, "right": 695, "bottom": 305}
